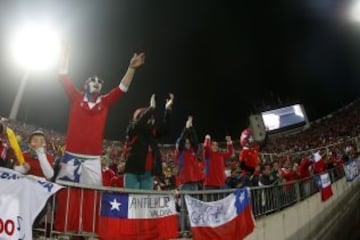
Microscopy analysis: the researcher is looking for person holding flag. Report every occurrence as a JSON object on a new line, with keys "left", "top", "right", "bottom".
{"left": 14, "top": 130, "right": 54, "bottom": 180}
{"left": 0, "top": 122, "right": 15, "bottom": 168}
{"left": 312, "top": 151, "right": 326, "bottom": 174}
{"left": 55, "top": 43, "right": 145, "bottom": 232}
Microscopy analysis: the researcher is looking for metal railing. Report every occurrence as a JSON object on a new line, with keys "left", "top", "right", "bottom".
{"left": 31, "top": 166, "right": 345, "bottom": 239}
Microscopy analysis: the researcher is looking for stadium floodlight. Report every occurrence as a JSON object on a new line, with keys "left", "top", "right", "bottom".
{"left": 9, "top": 24, "right": 60, "bottom": 120}
{"left": 349, "top": 0, "right": 360, "bottom": 22}
{"left": 11, "top": 24, "right": 60, "bottom": 71}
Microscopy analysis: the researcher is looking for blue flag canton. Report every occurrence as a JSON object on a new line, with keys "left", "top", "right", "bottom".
{"left": 234, "top": 188, "right": 251, "bottom": 215}
{"left": 101, "top": 192, "right": 129, "bottom": 218}
{"left": 316, "top": 175, "right": 322, "bottom": 189}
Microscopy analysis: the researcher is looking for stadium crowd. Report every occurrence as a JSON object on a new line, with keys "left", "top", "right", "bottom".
{"left": 0, "top": 98, "right": 359, "bottom": 191}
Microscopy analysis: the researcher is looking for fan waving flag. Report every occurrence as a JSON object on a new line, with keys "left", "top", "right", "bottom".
{"left": 0, "top": 167, "right": 63, "bottom": 240}
{"left": 317, "top": 172, "right": 333, "bottom": 201}
{"left": 97, "top": 192, "right": 179, "bottom": 240}
{"left": 312, "top": 151, "right": 326, "bottom": 174}
{"left": 185, "top": 188, "right": 255, "bottom": 240}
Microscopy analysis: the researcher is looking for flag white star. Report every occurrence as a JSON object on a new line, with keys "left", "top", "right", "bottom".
{"left": 239, "top": 192, "right": 245, "bottom": 203}
{"left": 110, "top": 198, "right": 121, "bottom": 211}
{"left": 57, "top": 159, "right": 81, "bottom": 181}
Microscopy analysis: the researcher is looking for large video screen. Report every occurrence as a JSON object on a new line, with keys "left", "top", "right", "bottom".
{"left": 261, "top": 104, "right": 306, "bottom": 132}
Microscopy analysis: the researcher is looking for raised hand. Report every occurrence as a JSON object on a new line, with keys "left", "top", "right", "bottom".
{"left": 186, "top": 115, "right": 193, "bottom": 128}
{"left": 24, "top": 162, "right": 31, "bottom": 171}
{"left": 165, "top": 93, "right": 174, "bottom": 110}
{"left": 225, "top": 136, "right": 232, "bottom": 142}
{"left": 150, "top": 94, "right": 156, "bottom": 109}
{"left": 129, "top": 53, "right": 145, "bottom": 69}
{"left": 59, "top": 40, "right": 70, "bottom": 74}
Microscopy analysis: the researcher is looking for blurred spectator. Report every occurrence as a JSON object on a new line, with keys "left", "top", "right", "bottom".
{"left": 239, "top": 128, "right": 259, "bottom": 174}
{"left": 110, "top": 161, "right": 126, "bottom": 188}
{"left": 225, "top": 169, "right": 241, "bottom": 188}
{"left": 101, "top": 156, "right": 115, "bottom": 187}
{"left": 298, "top": 156, "right": 312, "bottom": 179}
{"left": 271, "top": 162, "right": 281, "bottom": 184}
{"left": 259, "top": 164, "right": 274, "bottom": 186}
{"left": 250, "top": 165, "right": 261, "bottom": 187}
{"left": 14, "top": 130, "right": 54, "bottom": 180}
{"left": 176, "top": 116, "right": 203, "bottom": 191}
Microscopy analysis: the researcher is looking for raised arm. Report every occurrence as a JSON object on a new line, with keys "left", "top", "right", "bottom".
{"left": 187, "top": 116, "right": 199, "bottom": 152}
{"left": 58, "top": 42, "right": 81, "bottom": 101}
{"left": 103, "top": 53, "right": 145, "bottom": 106}
{"left": 120, "top": 53, "right": 145, "bottom": 90}
{"left": 176, "top": 116, "right": 196, "bottom": 152}
{"left": 176, "top": 128, "right": 187, "bottom": 152}
{"left": 156, "top": 93, "right": 174, "bottom": 137}
{"left": 203, "top": 134, "right": 211, "bottom": 158}
{"left": 128, "top": 94, "right": 156, "bottom": 134}
{"left": 222, "top": 136, "right": 234, "bottom": 159}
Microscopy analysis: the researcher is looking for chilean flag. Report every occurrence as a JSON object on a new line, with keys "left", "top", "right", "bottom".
{"left": 317, "top": 172, "right": 333, "bottom": 201}
{"left": 185, "top": 188, "right": 255, "bottom": 240}
{"left": 97, "top": 192, "right": 179, "bottom": 240}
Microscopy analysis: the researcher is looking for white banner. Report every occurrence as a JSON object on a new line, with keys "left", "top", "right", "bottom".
{"left": 0, "top": 167, "right": 63, "bottom": 240}
{"left": 343, "top": 160, "right": 359, "bottom": 181}
{"left": 127, "top": 194, "right": 177, "bottom": 219}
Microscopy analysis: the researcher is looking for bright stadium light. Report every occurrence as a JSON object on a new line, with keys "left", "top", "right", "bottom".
{"left": 349, "top": 1, "right": 360, "bottom": 22}
{"left": 11, "top": 25, "right": 60, "bottom": 71}
{"left": 9, "top": 24, "right": 61, "bottom": 120}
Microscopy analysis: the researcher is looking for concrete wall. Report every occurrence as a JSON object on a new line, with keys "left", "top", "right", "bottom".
{"left": 245, "top": 177, "right": 360, "bottom": 240}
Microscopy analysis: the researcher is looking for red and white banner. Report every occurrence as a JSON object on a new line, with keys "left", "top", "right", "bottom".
{"left": 98, "top": 192, "right": 179, "bottom": 240}
{"left": 318, "top": 172, "right": 333, "bottom": 201}
{"left": 185, "top": 188, "right": 255, "bottom": 240}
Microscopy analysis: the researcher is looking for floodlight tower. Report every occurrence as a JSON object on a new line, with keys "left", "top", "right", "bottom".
{"left": 9, "top": 25, "right": 60, "bottom": 120}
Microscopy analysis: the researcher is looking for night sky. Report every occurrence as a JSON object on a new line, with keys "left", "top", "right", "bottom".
{"left": 0, "top": 0, "right": 359, "bottom": 142}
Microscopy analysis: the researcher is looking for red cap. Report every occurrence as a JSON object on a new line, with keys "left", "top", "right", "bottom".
{"left": 240, "top": 128, "right": 253, "bottom": 146}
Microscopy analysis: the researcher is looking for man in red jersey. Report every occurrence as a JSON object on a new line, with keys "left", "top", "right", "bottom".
{"left": 203, "top": 134, "right": 234, "bottom": 189}
{"left": 55, "top": 43, "right": 145, "bottom": 232}
{"left": 56, "top": 44, "right": 145, "bottom": 184}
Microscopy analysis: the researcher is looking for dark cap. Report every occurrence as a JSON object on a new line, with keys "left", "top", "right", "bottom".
{"left": 28, "top": 130, "right": 45, "bottom": 143}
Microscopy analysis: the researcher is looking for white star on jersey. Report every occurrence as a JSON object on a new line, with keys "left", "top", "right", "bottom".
{"left": 57, "top": 159, "right": 81, "bottom": 181}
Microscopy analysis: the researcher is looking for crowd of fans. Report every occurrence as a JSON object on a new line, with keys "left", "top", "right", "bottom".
{"left": 264, "top": 100, "right": 360, "bottom": 154}
{"left": 0, "top": 99, "right": 359, "bottom": 191}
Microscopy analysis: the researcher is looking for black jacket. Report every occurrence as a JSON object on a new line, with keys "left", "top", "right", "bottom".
{"left": 124, "top": 107, "right": 171, "bottom": 176}
{"left": 176, "top": 127, "right": 199, "bottom": 153}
